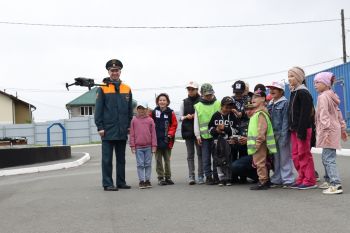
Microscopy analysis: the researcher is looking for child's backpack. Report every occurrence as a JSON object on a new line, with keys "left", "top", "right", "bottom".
{"left": 213, "top": 135, "right": 231, "bottom": 166}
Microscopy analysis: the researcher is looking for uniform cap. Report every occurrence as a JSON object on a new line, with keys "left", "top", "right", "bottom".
{"left": 106, "top": 59, "right": 123, "bottom": 70}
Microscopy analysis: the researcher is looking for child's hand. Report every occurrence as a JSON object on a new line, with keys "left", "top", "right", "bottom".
{"left": 239, "top": 136, "right": 247, "bottom": 145}
{"left": 341, "top": 131, "right": 348, "bottom": 141}
{"left": 131, "top": 148, "right": 135, "bottom": 154}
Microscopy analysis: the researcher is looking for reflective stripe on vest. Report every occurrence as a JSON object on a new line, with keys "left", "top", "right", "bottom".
{"left": 247, "top": 111, "right": 277, "bottom": 155}
{"left": 194, "top": 101, "right": 221, "bottom": 139}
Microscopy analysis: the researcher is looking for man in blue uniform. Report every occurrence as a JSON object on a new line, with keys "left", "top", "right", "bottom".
{"left": 95, "top": 59, "right": 133, "bottom": 191}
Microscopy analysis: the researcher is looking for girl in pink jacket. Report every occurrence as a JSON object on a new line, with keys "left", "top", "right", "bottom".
{"left": 314, "top": 72, "right": 348, "bottom": 195}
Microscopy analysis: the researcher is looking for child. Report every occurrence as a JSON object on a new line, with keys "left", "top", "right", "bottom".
{"left": 179, "top": 81, "right": 203, "bottom": 185}
{"left": 129, "top": 102, "right": 157, "bottom": 189}
{"left": 151, "top": 93, "right": 178, "bottom": 186}
{"left": 194, "top": 83, "right": 221, "bottom": 185}
{"left": 266, "top": 81, "right": 295, "bottom": 187}
{"left": 247, "top": 87, "right": 277, "bottom": 190}
{"left": 208, "top": 96, "right": 240, "bottom": 186}
{"left": 314, "top": 72, "right": 348, "bottom": 194}
{"left": 288, "top": 67, "right": 317, "bottom": 190}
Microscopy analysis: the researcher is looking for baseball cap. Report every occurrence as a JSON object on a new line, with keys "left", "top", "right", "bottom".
{"left": 186, "top": 81, "right": 199, "bottom": 89}
{"left": 232, "top": 80, "right": 246, "bottom": 93}
{"left": 221, "top": 96, "right": 234, "bottom": 106}
{"left": 136, "top": 102, "right": 148, "bottom": 109}
{"left": 200, "top": 83, "right": 214, "bottom": 96}
{"left": 266, "top": 81, "right": 285, "bottom": 91}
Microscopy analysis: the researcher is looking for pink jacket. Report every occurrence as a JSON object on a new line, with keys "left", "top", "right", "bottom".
{"left": 315, "top": 90, "right": 346, "bottom": 149}
{"left": 129, "top": 115, "right": 157, "bottom": 150}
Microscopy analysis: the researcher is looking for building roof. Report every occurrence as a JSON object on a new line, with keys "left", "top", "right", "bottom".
{"left": 66, "top": 87, "right": 98, "bottom": 107}
{"left": 66, "top": 87, "right": 137, "bottom": 108}
{"left": 0, "top": 90, "right": 36, "bottom": 110}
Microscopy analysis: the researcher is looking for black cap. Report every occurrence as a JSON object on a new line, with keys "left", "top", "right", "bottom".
{"left": 221, "top": 96, "right": 234, "bottom": 106}
{"left": 106, "top": 59, "right": 123, "bottom": 70}
{"left": 232, "top": 80, "right": 246, "bottom": 93}
{"left": 254, "top": 84, "right": 266, "bottom": 93}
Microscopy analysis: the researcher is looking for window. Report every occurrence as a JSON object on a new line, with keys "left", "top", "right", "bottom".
{"left": 80, "top": 106, "right": 93, "bottom": 116}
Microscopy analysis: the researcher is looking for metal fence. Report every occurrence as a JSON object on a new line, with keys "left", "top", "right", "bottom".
{"left": 0, "top": 115, "right": 182, "bottom": 145}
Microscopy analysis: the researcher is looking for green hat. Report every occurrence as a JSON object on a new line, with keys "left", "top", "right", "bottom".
{"left": 200, "top": 83, "right": 214, "bottom": 96}
{"left": 106, "top": 59, "right": 123, "bottom": 70}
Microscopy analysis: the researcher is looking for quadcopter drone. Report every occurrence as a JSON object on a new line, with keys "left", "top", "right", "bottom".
{"left": 66, "top": 77, "right": 109, "bottom": 90}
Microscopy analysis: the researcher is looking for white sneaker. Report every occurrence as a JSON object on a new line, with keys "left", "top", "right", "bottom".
{"left": 318, "top": 182, "right": 330, "bottom": 189}
{"left": 322, "top": 184, "right": 343, "bottom": 195}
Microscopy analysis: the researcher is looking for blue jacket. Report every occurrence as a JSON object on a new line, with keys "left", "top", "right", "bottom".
{"left": 94, "top": 78, "right": 133, "bottom": 140}
{"left": 267, "top": 96, "right": 290, "bottom": 147}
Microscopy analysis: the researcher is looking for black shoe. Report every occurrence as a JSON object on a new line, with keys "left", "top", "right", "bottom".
{"left": 250, "top": 182, "right": 270, "bottom": 190}
{"left": 205, "top": 176, "right": 215, "bottom": 185}
{"left": 213, "top": 177, "right": 220, "bottom": 185}
{"left": 239, "top": 177, "right": 248, "bottom": 184}
{"left": 145, "top": 180, "right": 152, "bottom": 188}
{"left": 117, "top": 184, "right": 131, "bottom": 189}
{"left": 165, "top": 178, "right": 175, "bottom": 185}
{"left": 139, "top": 181, "right": 146, "bottom": 189}
{"left": 104, "top": 186, "right": 118, "bottom": 191}
{"left": 158, "top": 179, "right": 167, "bottom": 186}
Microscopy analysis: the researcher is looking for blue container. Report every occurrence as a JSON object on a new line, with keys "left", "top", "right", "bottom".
{"left": 284, "top": 62, "right": 350, "bottom": 130}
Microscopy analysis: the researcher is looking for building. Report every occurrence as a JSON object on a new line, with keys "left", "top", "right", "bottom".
{"left": 284, "top": 62, "right": 350, "bottom": 130}
{"left": 66, "top": 87, "right": 137, "bottom": 118}
{"left": 0, "top": 90, "right": 36, "bottom": 124}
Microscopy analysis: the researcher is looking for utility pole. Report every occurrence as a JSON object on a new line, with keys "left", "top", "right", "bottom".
{"left": 341, "top": 9, "right": 347, "bottom": 63}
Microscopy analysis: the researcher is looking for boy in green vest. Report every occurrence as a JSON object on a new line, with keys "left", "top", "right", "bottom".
{"left": 194, "top": 83, "right": 221, "bottom": 185}
{"left": 247, "top": 87, "right": 277, "bottom": 190}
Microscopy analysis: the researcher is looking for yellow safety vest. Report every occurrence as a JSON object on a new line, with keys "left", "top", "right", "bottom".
{"left": 247, "top": 111, "right": 277, "bottom": 155}
{"left": 194, "top": 101, "right": 221, "bottom": 139}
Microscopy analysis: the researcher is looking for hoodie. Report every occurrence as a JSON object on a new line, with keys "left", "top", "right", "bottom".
{"left": 315, "top": 90, "right": 347, "bottom": 149}
{"left": 129, "top": 115, "right": 157, "bottom": 150}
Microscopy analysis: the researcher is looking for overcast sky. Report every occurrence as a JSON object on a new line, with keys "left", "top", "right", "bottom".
{"left": 1, "top": 0, "right": 350, "bottom": 122}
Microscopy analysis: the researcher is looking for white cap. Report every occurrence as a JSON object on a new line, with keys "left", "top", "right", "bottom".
{"left": 136, "top": 102, "right": 148, "bottom": 109}
{"left": 266, "top": 81, "right": 285, "bottom": 91}
{"left": 186, "top": 81, "right": 199, "bottom": 89}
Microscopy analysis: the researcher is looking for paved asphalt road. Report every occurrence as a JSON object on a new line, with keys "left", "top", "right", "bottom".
{"left": 1, "top": 142, "right": 350, "bottom": 233}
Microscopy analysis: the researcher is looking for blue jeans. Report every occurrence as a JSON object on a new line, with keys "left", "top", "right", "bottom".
{"left": 231, "top": 155, "right": 258, "bottom": 182}
{"left": 136, "top": 147, "right": 152, "bottom": 181}
{"left": 322, "top": 148, "right": 341, "bottom": 185}
{"left": 101, "top": 140, "right": 126, "bottom": 187}
{"left": 201, "top": 138, "right": 217, "bottom": 178}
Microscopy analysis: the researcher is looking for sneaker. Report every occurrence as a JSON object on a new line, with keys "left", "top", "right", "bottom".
{"left": 165, "top": 178, "right": 175, "bottom": 185}
{"left": 139, "top": 181, "right": 146, "bottom": 189}
{"left": 290, "top": 183, "right": 301, "bottom": 189}
{"left": 282, "top": 183, "right": 294, "bottom": 189}
{"left": 158, "top": 179, "right": 167, "bottom": 186}
{"left": 205, "top": 176, "right": 215, "bottom": 185}
{"left": 250, "top": 182, "right": 270, "bottom": 190}
{"left": 298, "top": 184, "right": 318, "bottom": 190}
{"left": 197, "top": 177, "right": 205, "bottom": 185}
{"left": 226, "top": 182, "right": 232, "bottom": 186}
{"left": 145, "top": 180, "right": 152, "bottom": 188}
{"left": 322, "top": 184, "right": 343, "bottom": 195}
{"left": 270, "top": 183, "right": 283, "bottom": 188}
{"left": 188, "top": 178, "right": 196, "bottom": 185}
{"left": 218, "top": 181, "right": 225, "bottom": 187}
{"left": 318, "top": 182, "right": 330, "bottom": 189}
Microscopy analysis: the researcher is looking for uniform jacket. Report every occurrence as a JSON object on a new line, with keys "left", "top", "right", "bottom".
{"left": 315, "top": 90, "right": 347, "bottom": 149}
{"left": 94, "top": 78, "right": 133, "bottom": 140}
{"left": 151, "top": 106, "right": 178, "bottom": 149}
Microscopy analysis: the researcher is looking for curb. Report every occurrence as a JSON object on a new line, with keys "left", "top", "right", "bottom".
{"left": 0, "top": 152, "right": 90, "bottom": 177}
{"left": 176, "top": 140, "right": 350, "bottom": 157}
